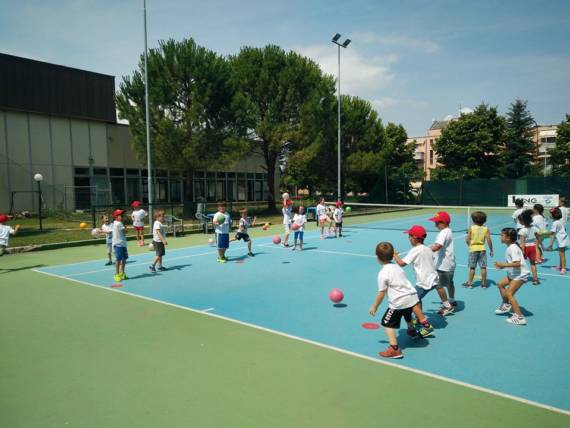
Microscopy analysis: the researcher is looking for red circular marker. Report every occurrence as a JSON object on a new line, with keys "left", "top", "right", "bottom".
{"left": 111, "top": 283, "right": 123, "bottom": 288}
{"left": 362, "top": 322, "right": 380, "bottom": 330}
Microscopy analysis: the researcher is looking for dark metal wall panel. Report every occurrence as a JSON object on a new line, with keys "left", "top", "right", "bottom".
{"left": 0, "top": 53, "right": 116, "bottom": 123}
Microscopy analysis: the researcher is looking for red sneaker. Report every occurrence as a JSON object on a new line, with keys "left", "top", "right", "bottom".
{"left": 379, "top": 346, "right": 403, "bottom": 359}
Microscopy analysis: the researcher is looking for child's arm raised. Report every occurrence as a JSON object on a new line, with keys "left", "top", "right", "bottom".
{"left": 369, "top": 290, "right": 386, "bottom": 316}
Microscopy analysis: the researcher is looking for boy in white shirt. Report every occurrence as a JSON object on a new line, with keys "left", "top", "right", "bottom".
{"left": 213, "top": 203, "right": 231, "bottom": 264}
{"left": 333, "top": 200, "right": 344, "bottom": 238}
{"left": 316, "top": 198, "right": 328, "bottom": 240}
{"left": 292, "top": 206, "right": 307, "bottom": 251}
{"left": 112, "top": 209, "right": 128, "bottom": 282}
{"left": 282, "top": 195, "right": 293, "bottom": 247}
{"left": 130, "top": 201, "right": 147, "bottom": 246}
{"left": 149, "top": 210, "right": 168, "bottom": 272}
{"left": 512, "top": 198, "right": 525, "bottom": 231}
{"left": 429, "top": 211, "right": 457, "bottom": 311}
{"left": 548, "top": 207, "right": 568, "bottom": 275}
{"left": 369, "top": 241, "right": 434, "bottom": 359}
{"left": 559, "top": 196, "right": 568, "bottom": 225}
{"left": 100, "top": 214, "right": 114, "bottom": 266}
{"left": 0, "top": 214, "right": 20, "bottom": 256}
{"left": 232, "top": 208, "right": 256, "bottom": 257}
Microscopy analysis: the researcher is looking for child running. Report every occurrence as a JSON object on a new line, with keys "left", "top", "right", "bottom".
{"left": 548, "top": 207, "right": 568, "bottom": 275}
{"left": 0, "top": 214, "right": 20, "bottom": 256}
{"left": 213, "top": 203, "right": 231, "bottom": 263}
{"left": 532, "top": 204, "right": 547, "bottom": 263}
{"left": 316, "top": 197, "right": 328, "bottom": 240}
{"left": 429, "top": 211, "right": 457, "bottom": 310}
{"left": 369, "top": 242, "right": 434, "bottom": 359}
{"left": 100, "top": 214, "right": 114, "bottom": 266}
{"left": 232, "top": 208, "right": 256, "bottom": 257}
{"left": 512, "top": 198, "right": 525, "bottom": 231}
{"left": 112, "top": 209, "right": 128, "bottom": 282}
{"left": 464, "top": 211, "right": 493, "bottom": 288}
{"left": 282, "top": 193, "right": 292, "bottom": 247}
{"left": 149, "top": 210, "right": 168, "bottom": 272}
{"left": 333, "top": 200, "right": 344, "bottom": 238}
{"left": 494, "top": 228, "right": 530, "bottom": 325}
{"left": 292, "top": 206, "right": 307, "bottom": 251}
{"left": 131, "top": 201, "right": 147, "bottom": 246}
{"left": 518, "top": 209, "right": 541, "bottom": 285}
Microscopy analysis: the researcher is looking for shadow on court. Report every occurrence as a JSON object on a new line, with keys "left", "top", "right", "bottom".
{"left": 0, "top": 264, "right": 45, "bottom": 274}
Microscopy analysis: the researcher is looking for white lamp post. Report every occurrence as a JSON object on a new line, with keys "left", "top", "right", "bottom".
{"left": 33, "top": 173, "right": 44, "bottom": 231}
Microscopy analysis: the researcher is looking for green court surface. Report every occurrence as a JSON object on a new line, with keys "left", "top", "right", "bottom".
{"left": 1, "top": 215, "right": 569, "bottom": 428}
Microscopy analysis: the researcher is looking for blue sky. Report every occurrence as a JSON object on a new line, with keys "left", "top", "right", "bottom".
{"left": 1, "top": 0, "right": 569, "bottom": 136}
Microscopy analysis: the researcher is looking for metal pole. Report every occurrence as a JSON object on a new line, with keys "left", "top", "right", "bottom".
{"left": 337, "top": 44, "right": 341, "bottom": 201}
{"left": 38, "top": 181, "right": 43, "bottom": 232}
{"left": 144, "top": 0, "right": 153, "bottom": 225}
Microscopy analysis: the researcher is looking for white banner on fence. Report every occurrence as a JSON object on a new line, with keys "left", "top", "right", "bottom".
{"left": 507, "top": 194, "right": 559, "bottom": 208}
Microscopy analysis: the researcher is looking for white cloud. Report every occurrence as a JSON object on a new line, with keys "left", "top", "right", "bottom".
{"left": 355, "top": 32, "right": 442, "bottom": 54}
{"left": 460, "top": 106, "right": 474, "bottom": 114}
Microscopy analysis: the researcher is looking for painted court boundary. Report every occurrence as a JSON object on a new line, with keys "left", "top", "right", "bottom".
{"left": 31, "top": 267, "right": 570, "bottom": 417}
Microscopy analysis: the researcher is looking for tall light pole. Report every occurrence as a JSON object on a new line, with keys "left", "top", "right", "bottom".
{"left": 33, "top": 173, "right": 43, "bottom": 232}
{"left": 331, "top": 33, "right": 351, "bottom": 201}
{"left": 143, "top": 0, "right": 153, "bottom": 222}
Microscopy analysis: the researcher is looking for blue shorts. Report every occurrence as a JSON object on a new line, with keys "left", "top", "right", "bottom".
{"left": 414, "top": 285, "right": 434, "bottom": 300}
{"left": 113, "top": 246, "right": 128, "bottom": 262}
{"left": 294, "top": 231, "right": 304, "bottom": 241}
{"left": 216, "top": 233, "right": 229, "bottom": 249}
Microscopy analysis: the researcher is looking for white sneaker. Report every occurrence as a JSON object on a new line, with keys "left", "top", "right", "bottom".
{"left": 506, "top": 315, "right": 527, "bottom": 325}
{"left": 495, "top": 303, "right": 512, "bottom": 314}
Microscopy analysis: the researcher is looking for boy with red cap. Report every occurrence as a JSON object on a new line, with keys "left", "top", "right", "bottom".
{"left": 0, "top": 215, "right": 20, "bottom": 256}
{"left": 333, "top": 200, "right": 344, "bottom": 238}
{"left": 130, "top": 201, "right": 147, "bottom": 246}
{"left": 429, "top": 211, "right": 457, "bottom": 312}
{"left": 112, "top": 209, "right": 129, "bottom": 282}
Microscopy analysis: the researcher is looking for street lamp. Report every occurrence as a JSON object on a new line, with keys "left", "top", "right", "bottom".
{"left": 33, "top": 173, "right": 44, "bottom": 232}
{"left": 331, "top": 33, "right": 351, "bottom": 201}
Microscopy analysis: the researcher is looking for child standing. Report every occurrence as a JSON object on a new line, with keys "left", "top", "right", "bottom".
{"left": 559, "top": 196, "right": 568, "bottom": 225}
{"left": 316, "top": 198, "right": 328, "bottom": 239}
{"left": 213, "top": 203, "right": 231, "bottom": 264}
{"left": 333, "top": 200, "right": 344, "bottom": 238}
{"left": 464, "top": 211, "right": 493, "bottom": 288}
{"left": 0, "top": 215, "right": 20, "bottom": 256}
{"left": 532, "top": 204, "right": 547, "bottom": 263}
{"left": 282, "top": 195, "right": 293, "bottom": 247}
{"left": 548, "top": 207, "right": 568, "bottom": 275}
{"left": 112, "top": 209, "right": 128, "bottom": 282}
{"left": 518, "top": 209, "right": 541, "bottom": 285}
{"left": 369, "top": 242, "right": 434, "bottom": 359}
{"left": 149, "top": 210, "right": 168, "bottom": 272}
{"left": 131, "top": 201, "right": 147, "bottom": 246}
{"left": 429, "top": 211, "right": 457, "bottom": 310}
{"left": 292, "top": 206, "right": 307, "bottom": 251}
{"left": 512, "top": 198, "right": 525, "bottom": 231}
{"left": 232, "top": 208, "right": 256, "bottom": 257}
{"left": 100, "top": 214, "right": 114, "bottom": 266}
{"left": 494, "top": 228, "right": 530, "bottom": 325}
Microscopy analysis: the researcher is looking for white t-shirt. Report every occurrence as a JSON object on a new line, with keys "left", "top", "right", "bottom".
{"left": 550, "top": 220, "right": 570, "bottom": 248}
{"left": 214, "top": 211, "right": 230, "bottom": 234}
{"left": 131, "top": 209, "right": 147, "bottom": 227}
{"left": 505, "top": 243, "right": 530, "bottom": 280}
{"left": 402, "top": 244, "right": 438, "bottom": 290}
{"left": 532, "top": 214, "right": 547, "bottom": 231}
{"left": 282, "top": 205, "right": 292, "bottom": 225}
{"left": 293, "top": 214, "right": 306, "bottom": 232}
{"left": 153, "top": 220, "right": 164, "bottom": 243}
{"left": 101, "top": 223, "right": 113, "bottom": 244}
{"left": 433, "top": 227, "right": 455, "bottom": 272}
{"left": 112, "top": 220, "right": 126, "bottom": 247}
{"left": 0, "top": 224, "right": 15, "bottom": 246}
{"left": 377, "top": 263, "right": 419, "bottom": 310}
{"left": 333, "top": 208, "right": 343, "bottom": 223}
{"left": 316, "top": 203, "right": 327, "bottom": 217}
{"left": 560, "top": 206, "right": 568, "bottom": 224}
{"left": 239, "top": 217, "right": 252, "bottom": 233}
{"left": 518, "top": 226, "right": 538, "bottom": 246}
{"left": 512, "top": 208, "right": 524, "bottom": 230}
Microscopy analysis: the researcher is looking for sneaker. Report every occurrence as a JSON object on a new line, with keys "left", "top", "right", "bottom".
{"left": 532, "top": 279, "right": 540, "bottom": 285}
{"left": 495, "top": 303, "right": 512, "bottom": 314}
{"left": 248, "top": 252, "right": 254, "bottom": 257}
{"left": 149, "top": 265, "right": 156, "bottom": 273}
{"left": 158, "top": 266, "right": 167, "bottom": 271}
{"left": 561, "top": 269, "right": 567, "bottom": 275}
{"left": 462, "top": 282, "right": 473, "bottom": 289}
{"left": 406, "top": 328, "right": 418, "bottom": 338}
{"left": 417, "top": 321, "right": 434, "bottom": 338}
{"left": 506, "top": 314, "right": 527, "bottom": 325}
{"left": 120, "top": 272, "right": 128, "bottom": 280}
{"left": 437, "top": 305, "right": 454, "bottom": 316}
{"left": 379, "top": 346, "right": 403, "bottom": 359}
{"left": 217, "top": 258, "right": 226, "bottom": 264}
{"left": 339, "top": 233, "right": 343, "bottom": 237}
{"left": 105, "top": 261, "right": 113, "bottom": 266}
{"left": 113, "top": 274, "right": 122, "bottom": 282}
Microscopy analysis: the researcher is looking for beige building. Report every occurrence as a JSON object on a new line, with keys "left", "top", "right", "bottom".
{"left": 530, "top": 125, "right": 558, "bottom": 175}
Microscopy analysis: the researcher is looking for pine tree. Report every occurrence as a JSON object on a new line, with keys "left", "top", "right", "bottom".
{"left": 499, "top": 99, "right": 535, "bottom": 178}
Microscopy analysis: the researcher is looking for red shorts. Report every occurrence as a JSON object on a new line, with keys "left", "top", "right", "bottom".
{"left": 523, "top": 244, "right": 537, "bottom": 261}
{"left": 133, "top": 226, "right": 144, "bottom": 231}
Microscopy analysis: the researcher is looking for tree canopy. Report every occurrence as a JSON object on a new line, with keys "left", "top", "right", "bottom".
{"left": 549, "top": 114, "right": 570, "bottom": 176}
{"left": 499, "top": 99, "right": 535, "bottom": 178}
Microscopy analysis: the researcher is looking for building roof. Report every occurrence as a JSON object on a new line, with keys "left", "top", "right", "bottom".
{"left": 429, "top": 120, "right": 451, "bottom": 130}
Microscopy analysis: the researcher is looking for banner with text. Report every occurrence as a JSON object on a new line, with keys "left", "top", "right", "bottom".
{"left": 507, "top": 194, "right": 559, "bottom": 208}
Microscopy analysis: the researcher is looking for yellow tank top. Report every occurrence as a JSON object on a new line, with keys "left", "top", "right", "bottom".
{"left": 469, "top": 225, "right": 488, "bottom": 252}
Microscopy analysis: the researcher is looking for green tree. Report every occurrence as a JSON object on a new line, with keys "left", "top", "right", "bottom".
{"left": 549, "top": 114, "right": 570, "bottom": 176}
{"left": 433, "top": 104, "right": 505, "bottom": 180}
{"left": 116, "top": 38, "right": 249, "bottom": 199}
{"left": 230, "top": 45, "right": 336, "bottom": 209}
{"left": 499, "top": 99, "right": 535, "bottom": 178}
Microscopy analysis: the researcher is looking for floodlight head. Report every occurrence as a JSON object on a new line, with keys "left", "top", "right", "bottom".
{"left": 342, "top": 39, "right": 351, "bottom": 48}
{"left": 332, "top": 33, "right": 341, "bottom": 43}
{"left": 34, "top": 173, "right": 44, "bottom": 182}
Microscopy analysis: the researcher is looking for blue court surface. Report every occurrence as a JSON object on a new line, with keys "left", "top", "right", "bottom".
{"left": 36, "top": 211, "right": 570, "bottom": 414}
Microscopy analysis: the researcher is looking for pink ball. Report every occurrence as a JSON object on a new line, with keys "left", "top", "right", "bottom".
{"left": 329, "top": 288, "right": 344, "bottom": 303}
{"left": 272, "top": 235, "right": 282, "bottom": 245}
{"left": 291, "top": 223, "right": 300, "bottom": 231}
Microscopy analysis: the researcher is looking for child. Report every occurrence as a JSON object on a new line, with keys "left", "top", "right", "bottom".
{"left": 429, "top": 211, "right": 457, "bottom": 310}
{"left": 393, "top": 225, "right": 454, "bottom": 316}
{"left": 333, "top": 200, "right": 344, "bottom": 238}
{"left": 112, "top": 209, "right": 128, "bottom": 282}
{"left": 559, "top": 196, "right": 568, "bottom": 225}
{"left": 464, "top": 211, "right": 493, "bottom": 288}
{"left": 232, "top": 208, "right": 256, "bottom": 257}
{"left": 369, "top": 242, "right": 434, "bottom": 359}
{"left": 131, "top": 201, "right": 147, "bottom": 246}
{"left": 100, "top": 214, "right": 114, "bottom": 266}
{"left": 326, "top": 204, "right": 337, "bottom": 237}
{"left": 512, "top": 198, "right": 525, "bottom": 231}
{"left": 548, "top": 207, "right": 568, "bottom": 275}
{"left": 282, "top": 194, "right": 293, "bottom": 247}
{"left": 316, "top": 197, "right": 328, "bottom": 239}
{"left": 0, "top": 214, "right": 20, "bottom": 256}
{"left": 518, "top": 209, "right": 541, "bottom": 285}
{"left": 149, "top": 209, "right": 168, "bottom": 272}
{"left": 532, "top": 204, "right": 547, "bottom": 263}
{"left": 213, "top": 203, "right": 231, "bottom": 263}
{"left": 292, "top": 206, "right": 307, "bottom": 251}
{"left": 494, "top": 228, "right": 530, "bottom": 325}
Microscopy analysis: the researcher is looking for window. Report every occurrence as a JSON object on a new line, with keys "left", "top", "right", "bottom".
{"left": 74, "top": 167, "right": 89, "bottom": 176}
{"left": 126, "top": 168, "right": 140, "bottom": 176}
{"left": 170, "top": 179, "right": 181, "bottom": 202}
{"left": 237, "top": 180, "right": 247, "bottom": 201}
{"left": 73, "top": 176, "right": 91, "bottom": 209}
{"left": 110, "top": 177, "right": 125, "bottom": 204}
{"left": 254, "top": 181, "right": 262, "bottom": 201}
{"left": 126, "top": 178, "right": 140, "bottom": 203}
{"left": 93, "top": 168, "right": 107, "bottom": 176}
{"left": 429, "top": 150, "right": 434, "bottom": 165}
{"left": 110, "top": 168, "right": 124, "bottom": 177}
{"left": 194, "top": 179, "right": 205, "bottom": 200}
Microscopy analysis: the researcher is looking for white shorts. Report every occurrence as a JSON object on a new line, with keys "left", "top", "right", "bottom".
{"left": 508, "top": 274, "right": 529, "bottom": 283}
{"left": 284, "top": 223, "right": 291, "bottom": 233}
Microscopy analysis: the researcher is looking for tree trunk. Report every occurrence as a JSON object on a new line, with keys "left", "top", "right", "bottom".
{"left": 263, "top": 141, "right": 278, "bottom": 212}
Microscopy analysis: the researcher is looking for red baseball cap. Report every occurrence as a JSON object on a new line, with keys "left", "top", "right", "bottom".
{"left": 335, "top": 200, "right": 344, "bottom": 208}
{"left": 404, "top": 225, "right": 427, "bottom": 239}
{"left": 0, "top": 214, "right": 9, "bottom": 223}
{"left": 113, "top": 209, "right": 125, "bottom": 218}
{"left": 428, "top": 211, "right": 451, "bottom": 224}
{"left": 131, "top": 201, "right": 141, "bottom": 207}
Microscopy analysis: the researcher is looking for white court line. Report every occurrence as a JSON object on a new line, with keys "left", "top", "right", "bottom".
{"left": 30, "top": 267, "right": 570, "bottom": 416}
{"left": 202, "top": 307, "right": 215, "bottom": 312}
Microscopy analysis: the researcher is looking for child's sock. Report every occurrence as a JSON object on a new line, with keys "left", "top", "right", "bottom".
{"left": 390, "top": 344, "right": 399, "bottom": 351}
{"left": 442, "top": 301, "right": 452, "bottom": 308}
